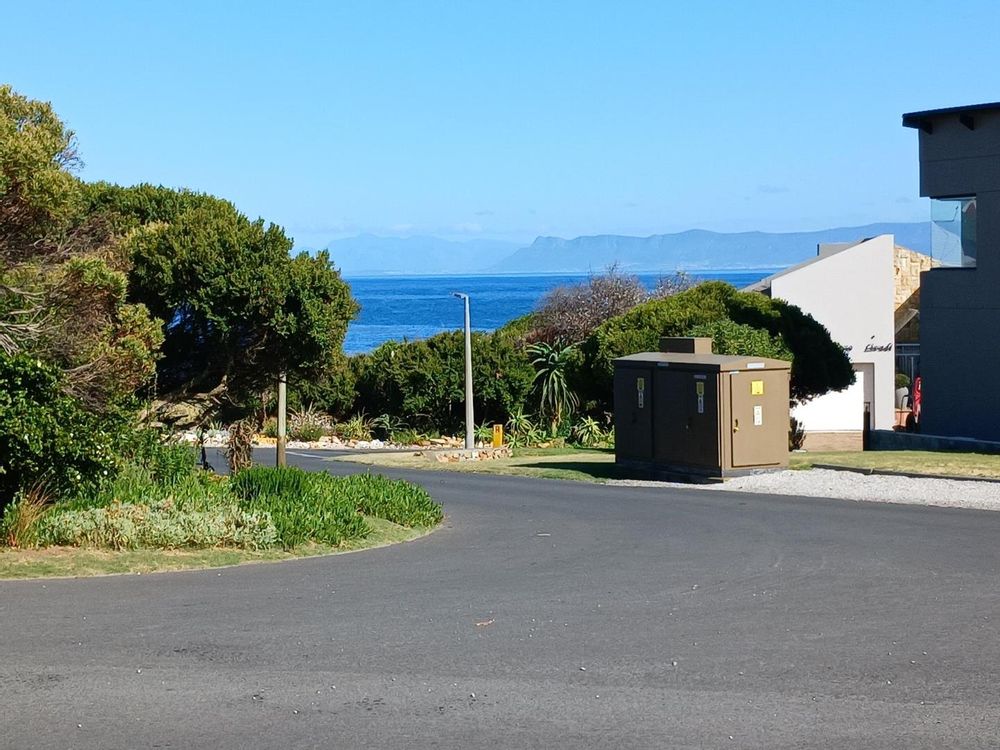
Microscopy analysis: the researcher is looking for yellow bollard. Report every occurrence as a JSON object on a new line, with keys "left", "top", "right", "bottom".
{"left": 492, "top": 424, "right": 504, "bottom": 448}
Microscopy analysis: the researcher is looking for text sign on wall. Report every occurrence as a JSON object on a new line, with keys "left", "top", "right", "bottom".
{"left": 637, "top": 377, "right": 645, "bottom": 409}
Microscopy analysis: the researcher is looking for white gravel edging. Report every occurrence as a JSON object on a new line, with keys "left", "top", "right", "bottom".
{"left": 610, "top": 468, "right": 1000, "bottom": 512}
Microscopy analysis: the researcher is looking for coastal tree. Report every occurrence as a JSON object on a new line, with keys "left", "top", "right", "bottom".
{"left": 120, "top": 194, "right": 359, "bottom": 408}
{"left": 0, "top": 85, "right": 162, "bottom": 408}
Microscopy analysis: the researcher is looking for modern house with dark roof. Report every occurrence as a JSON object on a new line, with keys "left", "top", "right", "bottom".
{"left": 903, "top": 102, "right": 1000, "bottom": 440}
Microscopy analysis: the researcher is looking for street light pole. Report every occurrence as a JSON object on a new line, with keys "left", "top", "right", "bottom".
{"left": 276, "top": 371, "right": 287, "bottom": 467}
{"left": 451, "top": 292, "right": 474, "bottom": 450}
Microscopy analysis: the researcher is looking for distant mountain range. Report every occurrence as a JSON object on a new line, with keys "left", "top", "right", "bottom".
{"left": 324, "top": 223, "right": 932, "bottom": 277}
{"left": 326, "top": 234, "right": 521, "bottom": 276}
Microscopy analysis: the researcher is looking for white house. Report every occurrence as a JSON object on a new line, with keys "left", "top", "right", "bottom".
{"left": 745, "top": 235, "right": 896, "bottom": 449}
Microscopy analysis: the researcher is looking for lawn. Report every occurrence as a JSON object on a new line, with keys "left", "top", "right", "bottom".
{"left": 0, "top": 516, "right": 434, "bottom": 580}
{"left": 336, "top": 447, "right": 620, "bottom": 483}
{"left": 789, "top": 450, "right": 1000, "bottom": 479}
{"left": 338, "top": 446, "right": 1000, "bottom": 483}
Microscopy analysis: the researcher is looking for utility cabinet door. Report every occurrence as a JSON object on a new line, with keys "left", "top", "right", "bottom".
{"left": 614, "top": 368, "right": 652, "bottom": 461}
{"left": 730, "top": 371, "right": 788, "bottom": 467}
{"left": 654, "top": 369, "right": 719, "bottom": 468}
{"left": 686, "top": 373, "right": 720, "bottom": 468}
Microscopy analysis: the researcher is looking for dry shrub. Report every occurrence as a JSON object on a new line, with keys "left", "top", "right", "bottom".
{"left": 225, "top": 418, "right": 257, "bottom": 474}
{"left": 533, "top": 265, "right": 694, "bottom": 343}
{"left": 1, "top": 484, "right": 52, "bottom": 548}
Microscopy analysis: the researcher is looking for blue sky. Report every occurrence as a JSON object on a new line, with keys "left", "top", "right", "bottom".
{"left": 4, "top": 1, "right": 999, "bottom": 249}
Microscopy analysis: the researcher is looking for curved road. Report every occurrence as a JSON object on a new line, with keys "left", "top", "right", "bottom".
{"left": 3, "top": 450, "right": 1000, "bottom": 749}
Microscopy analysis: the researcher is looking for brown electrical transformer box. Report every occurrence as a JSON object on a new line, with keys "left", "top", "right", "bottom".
{"left": 613, "top": 350, "right": 791, "bottom": 479}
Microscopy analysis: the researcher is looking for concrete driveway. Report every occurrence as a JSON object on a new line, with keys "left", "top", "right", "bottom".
{"left": 2, "top": 450, "right": 999, "bottom": 749}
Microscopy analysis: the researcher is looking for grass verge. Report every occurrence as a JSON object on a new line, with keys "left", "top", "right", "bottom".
{"left": 0, "top": 516, "right": 434, "bottom": 580}
{"left": 341, "top": 447, "right": 1000, "bottom": 483}
{"left": 789, "top": 450, "right": 1000, "bottom": 479}
{"left": 336, "top": 447, "right": 619, "bottom": 483}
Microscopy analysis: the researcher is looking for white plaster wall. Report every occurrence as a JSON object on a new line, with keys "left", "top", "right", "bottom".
{"left": 791, "top": 368, "right": 865, "bottom": 431}
{"left": 770, "top": 235, "right": 896, "bottom": 431}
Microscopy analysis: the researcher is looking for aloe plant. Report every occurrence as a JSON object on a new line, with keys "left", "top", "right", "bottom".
{"left": 527, "top": 340, "right": 580, "bottom": 435}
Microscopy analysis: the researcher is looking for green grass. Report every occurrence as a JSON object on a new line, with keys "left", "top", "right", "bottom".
{"left": 0, "top": 516, "right": 434, "bottom": 580}
{"left": 342, "top": 446, "right": 1000, "bottom": 483}
{"left": 790, "top": 450, "right": 1000, "bottom": 478}
{"left": 337, "top": 446, "right": 620, "bottom": 483}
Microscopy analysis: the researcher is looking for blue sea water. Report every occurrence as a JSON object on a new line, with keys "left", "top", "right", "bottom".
{"left": 342, "top": 271, "right": 775, "bottom": 355}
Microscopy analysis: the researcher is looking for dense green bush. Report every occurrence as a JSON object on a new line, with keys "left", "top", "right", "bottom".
{"left": 353, "top": 330, "right": 534, "bottom": 433}
{"left": 335, "top": 473, "right": 443, "bottom": 527}
{"left": 689, "top": 319, "right": 792, "bottom": 360}
{"left": 36, "top": 501, "right": 276, "bottom": 550}
{"left": 119, "top": 432, "right": 200, "bottom": 488}
{"left": 0, "top": 352, "right": 127, "bottom": 511}
{"left": 230, "top": 466, "right": 370, "bottom": 549}
{"left": 576, "top": 281, "right": 854, "bottom": 408}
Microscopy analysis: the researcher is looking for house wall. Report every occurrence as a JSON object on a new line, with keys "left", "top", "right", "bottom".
{"left": 771, "top": 235, "right": 896, "bottom": 432}
{"left": 913, "top": 108, "right": 1000, "bottom": 440}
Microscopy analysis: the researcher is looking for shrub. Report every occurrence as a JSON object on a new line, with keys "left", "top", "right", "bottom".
{"left": 337, "top": 413, "right": 373, "bottom": 441}
{"left": 571, "top": 415, "right": 612, "bottom": 447}
{"left": 390, "top": 427, "right": 424, "bottom": 446}
{"left": 576, "top": 281, "right": 854, "bottom": 410}
{"left": 288, "top": 405, "right": 330, "bottom": 442}
{"left": 533, "top": 264, "right": 648, "bottom": 343}
{"left": 896, "top": 372, "right": 911, "bottom": 389}
{"left": 371, "top": 413, "right": 406, "bottom": 441}
{"left": 121, "top": 430, "right": 199, "bottom": 487}
{"left": 335, "top": 473, "right": 443, "bottom": 527}
{"left": 63, "top": 462, "right": 227, "bottom": 512}
{"left": 1, "top": 485, "right": 52, "bottom": 548}
{"left": 0, "top": 352, "right": 127, "bottom": 510}
{"left": 689, "top": 319, "right": 792, "bottom": 360}
{"left": 229, "top": 466, "right": 370, "bottom": 549}
{"left": 353, "top": 330, "right": 534, "bottom": 434}
{"left": 287, "top": 359, "right": 357, "bottom": 419}
{"left": 225, "top": 418, "right": 257, "bottom": 474}
{"left": 36, "top": 501, "right": 277, "bottom": 550}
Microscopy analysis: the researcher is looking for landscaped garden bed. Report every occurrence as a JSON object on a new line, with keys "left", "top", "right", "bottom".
{"left": 0, "top": 441, "right": 443, "bottom": 579}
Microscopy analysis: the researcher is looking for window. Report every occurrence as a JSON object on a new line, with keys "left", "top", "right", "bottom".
{"left": 931, "top": 196, "right": 977, "bottom": 267}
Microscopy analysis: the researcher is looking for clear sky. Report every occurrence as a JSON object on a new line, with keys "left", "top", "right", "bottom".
{"left": 4, "top": 1, "right": 999, "bottom": 249}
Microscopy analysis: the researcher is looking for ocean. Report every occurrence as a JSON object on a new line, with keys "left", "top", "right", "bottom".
{"left": 342, "top": 271, "right": 775, "bottom": 355}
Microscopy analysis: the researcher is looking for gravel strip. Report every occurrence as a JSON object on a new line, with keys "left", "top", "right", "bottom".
{"left": 610, "top": 468, "right": 1000, "bottom": 512}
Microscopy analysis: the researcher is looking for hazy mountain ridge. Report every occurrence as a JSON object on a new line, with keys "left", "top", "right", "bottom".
{"left": 488, "top": 223, "right": 933, "bottom": 274}
{"left": 324, "top": 223, "right": 932, "bottom": 276}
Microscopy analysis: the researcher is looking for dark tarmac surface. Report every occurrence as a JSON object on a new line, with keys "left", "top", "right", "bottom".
{"left": 3, "top": 448, "right": 999, "bottom": 748}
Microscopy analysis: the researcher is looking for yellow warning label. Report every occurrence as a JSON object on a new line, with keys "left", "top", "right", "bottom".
{"left": 696, "top": 382, "right": 705, "bottom": 396}
{"left": 751, "top": 380, "right": 764, "bottom": 395}
{"left": 637, "top": 377, "right": 645, "bottom": 391}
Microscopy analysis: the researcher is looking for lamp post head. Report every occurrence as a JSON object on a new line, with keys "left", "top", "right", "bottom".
{"left": 450, "top": 292, "right": 469, "bottom": 301}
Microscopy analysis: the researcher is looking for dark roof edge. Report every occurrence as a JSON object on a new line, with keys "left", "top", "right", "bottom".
{"left": 903, "top": 102, "right": 1000, "bottom": 128}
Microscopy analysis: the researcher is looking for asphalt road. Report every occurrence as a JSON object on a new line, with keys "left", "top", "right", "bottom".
{"left": 3, "top": 449, "right": 1000, "bottom": 749}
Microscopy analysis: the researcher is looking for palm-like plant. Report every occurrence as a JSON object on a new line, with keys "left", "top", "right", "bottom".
{"left": 527, "top": 340, "right": 579, "bottom": 435}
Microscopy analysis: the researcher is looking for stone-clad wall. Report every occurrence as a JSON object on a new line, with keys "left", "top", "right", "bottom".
{"left": 894, "top": 245, "right": 939, "bottom": 344}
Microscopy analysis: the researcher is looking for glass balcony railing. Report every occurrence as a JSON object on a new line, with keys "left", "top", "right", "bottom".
{"left": 931, "top": 196, "right": 977, "bottom": 267}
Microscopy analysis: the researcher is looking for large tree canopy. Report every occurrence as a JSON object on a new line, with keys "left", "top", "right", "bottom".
{"left": 576, "top": 281, "right": 855, "bottom": 407}
{"left": 96, "top": 183, "right": 359, "bottom": 404}
{"left": 0, "top": 86, "right": 161, "bottom": 408}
